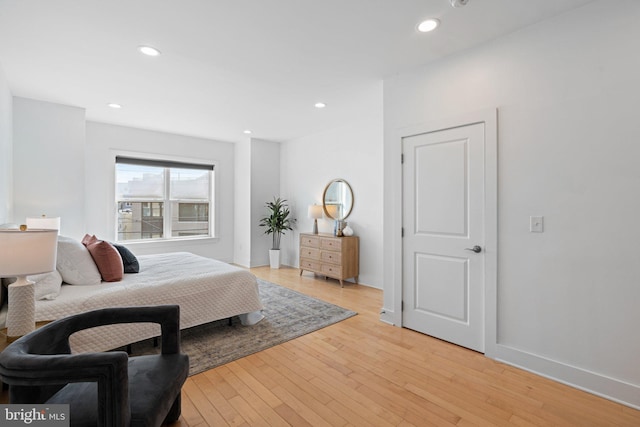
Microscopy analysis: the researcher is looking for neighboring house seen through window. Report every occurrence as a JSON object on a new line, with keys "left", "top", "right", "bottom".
{"left": 115, "top": 156, "right": 214, "bottom": 241}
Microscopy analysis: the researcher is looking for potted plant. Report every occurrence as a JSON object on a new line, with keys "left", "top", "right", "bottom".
{"left": 259, "top": 197, "right": 294, "bottom": 268}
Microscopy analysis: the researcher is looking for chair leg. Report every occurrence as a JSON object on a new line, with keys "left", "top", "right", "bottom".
{"left": 164, "top": 392, "right": 182, "bottom": 423}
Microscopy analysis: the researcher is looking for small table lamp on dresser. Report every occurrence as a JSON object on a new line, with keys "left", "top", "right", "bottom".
{"left": 0, "top": 227, "right": 58, "bottom": 338}
{"left": 308, "top": 204, "right": 323, "bottom": 234}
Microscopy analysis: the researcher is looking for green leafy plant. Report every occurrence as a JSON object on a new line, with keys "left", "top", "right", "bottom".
{"left": 259, "top": 197, "right": 294, "bottom": 250}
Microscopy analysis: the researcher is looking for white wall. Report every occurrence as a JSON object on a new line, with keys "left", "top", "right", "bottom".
{"left": 0, "top": 62, "right": 12, "bottom": 224}
{"left": 250, "top": 139, "right": 281, "bottom": 267}
{"left": 233, "top": 138, "right": 281, "bottom": 267}
{"left": 383, "top": 0, "right": 640, "bottom": 407}
{"left": 85, "top": 121, "right": 236, "bottom": 262}
{"left": 9, "top": 97, "right": 275, "bottom": 267}
{"left": 280, "top": 91, "right": 384, "bottom": 288}
{"left": 233, "top": 138, "right": 252, "bottom": 267}
{"left": 13, "top": 97, "right": 86, "bottom": 237}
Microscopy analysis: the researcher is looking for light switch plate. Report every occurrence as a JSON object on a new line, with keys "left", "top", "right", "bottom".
{"left": 530, "top": 216, "right": 544, "bottom": 232}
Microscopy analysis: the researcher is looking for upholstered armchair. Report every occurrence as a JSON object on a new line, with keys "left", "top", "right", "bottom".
{"left": 0, "top": 305, "right": 189, "bottom": 427}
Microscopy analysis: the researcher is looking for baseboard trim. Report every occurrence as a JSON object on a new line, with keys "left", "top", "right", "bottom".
{"left": 493, "top": 343, "right": 640, "bottom": 410}
{"left": 379, "top": 308, "right": 397, "bottom": 326}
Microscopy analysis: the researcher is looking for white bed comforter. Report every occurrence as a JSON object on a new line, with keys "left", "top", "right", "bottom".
{"left": 35, "top": 252, "right": 264, "bottom": 353}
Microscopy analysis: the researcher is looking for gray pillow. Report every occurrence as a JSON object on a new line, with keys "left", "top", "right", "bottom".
{"left": 112, "top": 243, "right": 140, "bottom": 274}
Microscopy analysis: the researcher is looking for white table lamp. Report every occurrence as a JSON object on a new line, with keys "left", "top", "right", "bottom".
{"left": 26, "top": 215, "right": 61, "bottom": 234}
{"left": 308, "top": 204, "right": 323, "bottom": 234}
{"left": 0, "top": 227, "right": 58, "bottom": 337}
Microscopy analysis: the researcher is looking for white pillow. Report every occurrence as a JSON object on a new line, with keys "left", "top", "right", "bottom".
{"left": 56, "top": 236, "right": 102, "bottom": 286}
{"left": 28, "top": 270, "right": 63, "bottom": 300}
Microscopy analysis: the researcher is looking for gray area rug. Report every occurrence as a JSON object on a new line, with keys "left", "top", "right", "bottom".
{"left": 130, "top": 279, "right": 357, "bottom": 376}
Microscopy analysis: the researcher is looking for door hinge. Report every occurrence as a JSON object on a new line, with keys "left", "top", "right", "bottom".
{"left": 401, "top": 153, "right": 404, "bottom": 164}
{"left": 401, "top": 227, "right": 404, "bottom": 237}
{"left": 401, "top": 301, "right": 404, "bottom": 311}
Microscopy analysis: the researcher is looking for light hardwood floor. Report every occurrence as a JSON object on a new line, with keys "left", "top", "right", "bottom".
{"left": 1, "top": 267, "right": 637, "bottom": 425}
{"left": 173, "top": 266, "right": 640, "bottom": 426}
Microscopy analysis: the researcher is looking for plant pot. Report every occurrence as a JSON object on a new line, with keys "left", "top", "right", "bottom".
{"left": 269, "top": 249, "right": 281, "bottom": 269}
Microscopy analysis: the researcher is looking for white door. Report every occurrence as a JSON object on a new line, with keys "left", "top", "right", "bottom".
{"left": 402, "top": 122, "right": 486, "bottom": 352}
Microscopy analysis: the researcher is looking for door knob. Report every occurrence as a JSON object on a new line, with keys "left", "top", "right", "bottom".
{"left": 465, "top": 245, "right": 482, "bottom": 253}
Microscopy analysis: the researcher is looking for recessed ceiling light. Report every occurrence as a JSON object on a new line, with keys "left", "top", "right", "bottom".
{"left": 450, "top": 0, "right": 469, "bottom": 7}
{"left": 243, "top": 130, "right": 252, "bottom": 135}
{"left": 108, "top": 103, "right": 122, "bottom": 109}
{"left": 314, "top": 102, "right": 326, "bottom": 109}
{"left": 417, "top": 19, "right": 440, "bottom": 33}
{"left": 138, "top": 45, "right": 161, "bottom": 57}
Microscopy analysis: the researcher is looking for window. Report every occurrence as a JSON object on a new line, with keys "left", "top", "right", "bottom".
{"left": 178, "top": 203, "right": 209, "bottom": 222}
{"left": 115, "top": 156, "right": 214, "bottom": 241}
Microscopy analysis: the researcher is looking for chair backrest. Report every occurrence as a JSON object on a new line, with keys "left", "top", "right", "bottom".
{"left": 0, "top": 305, "right": 186, "bottom": 426}
{"left": 0, "top": 311, "right": 130, "bottom": 405}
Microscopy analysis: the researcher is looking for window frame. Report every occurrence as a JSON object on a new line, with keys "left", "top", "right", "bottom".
{"left": 113, "top": 152, "right": 216, "bottom": 243}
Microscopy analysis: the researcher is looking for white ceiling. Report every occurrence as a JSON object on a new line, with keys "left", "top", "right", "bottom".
{"left": 0, "top": 0, "right": 594, "bottom": 143}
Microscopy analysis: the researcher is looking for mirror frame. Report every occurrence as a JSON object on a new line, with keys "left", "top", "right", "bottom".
{"left": 322, "top": 179, "right": 354, "bottom": 220}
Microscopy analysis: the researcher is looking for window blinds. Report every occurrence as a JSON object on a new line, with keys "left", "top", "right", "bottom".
{"left": 115, "top": 156, "right": 214, "bottom": 171}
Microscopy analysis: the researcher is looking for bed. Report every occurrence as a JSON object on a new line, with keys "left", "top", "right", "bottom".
{"left": 1, "top": 242, "right": 264, "bottom": 353}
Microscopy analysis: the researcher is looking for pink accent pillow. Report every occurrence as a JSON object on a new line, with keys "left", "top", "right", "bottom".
{"left": 81, "top": 234, "right": 124, "bottom": 282}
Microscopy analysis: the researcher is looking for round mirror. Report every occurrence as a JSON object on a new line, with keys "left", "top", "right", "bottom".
{"left": 322, "top": 179, "right": 354, "bottom": 220}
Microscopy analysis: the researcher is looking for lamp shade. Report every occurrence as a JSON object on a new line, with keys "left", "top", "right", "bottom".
{"left": 308, "top": 204, "right": 323, "bottom": 219}
{"left": 0, "top": 229, "right": 58, "bottom": 277}
{"left": 26, "top": 216, "right": 60, "bottom": 233}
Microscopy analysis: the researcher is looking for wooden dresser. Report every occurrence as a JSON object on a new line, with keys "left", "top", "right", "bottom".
{"left": 299, "top": 233, "right": 359, "bottom": 287}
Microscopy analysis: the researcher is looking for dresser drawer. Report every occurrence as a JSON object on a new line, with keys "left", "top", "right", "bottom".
{"left": 300, "top": 247, "right": 321, "bottom": 260}
{"left": 301, "top": 235, "right": 320, "bottom": 248}
{"left": 320, "top": 237, "right": 342, "bottom": 251}
{"left": 321, "top": 264, "right": 342, "bottom": 277}
{"left": 300, "top": 259, "right": 321, "bottom": 271}
{"left": 321, "top": 250, "right": 341, "bottom": 265}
